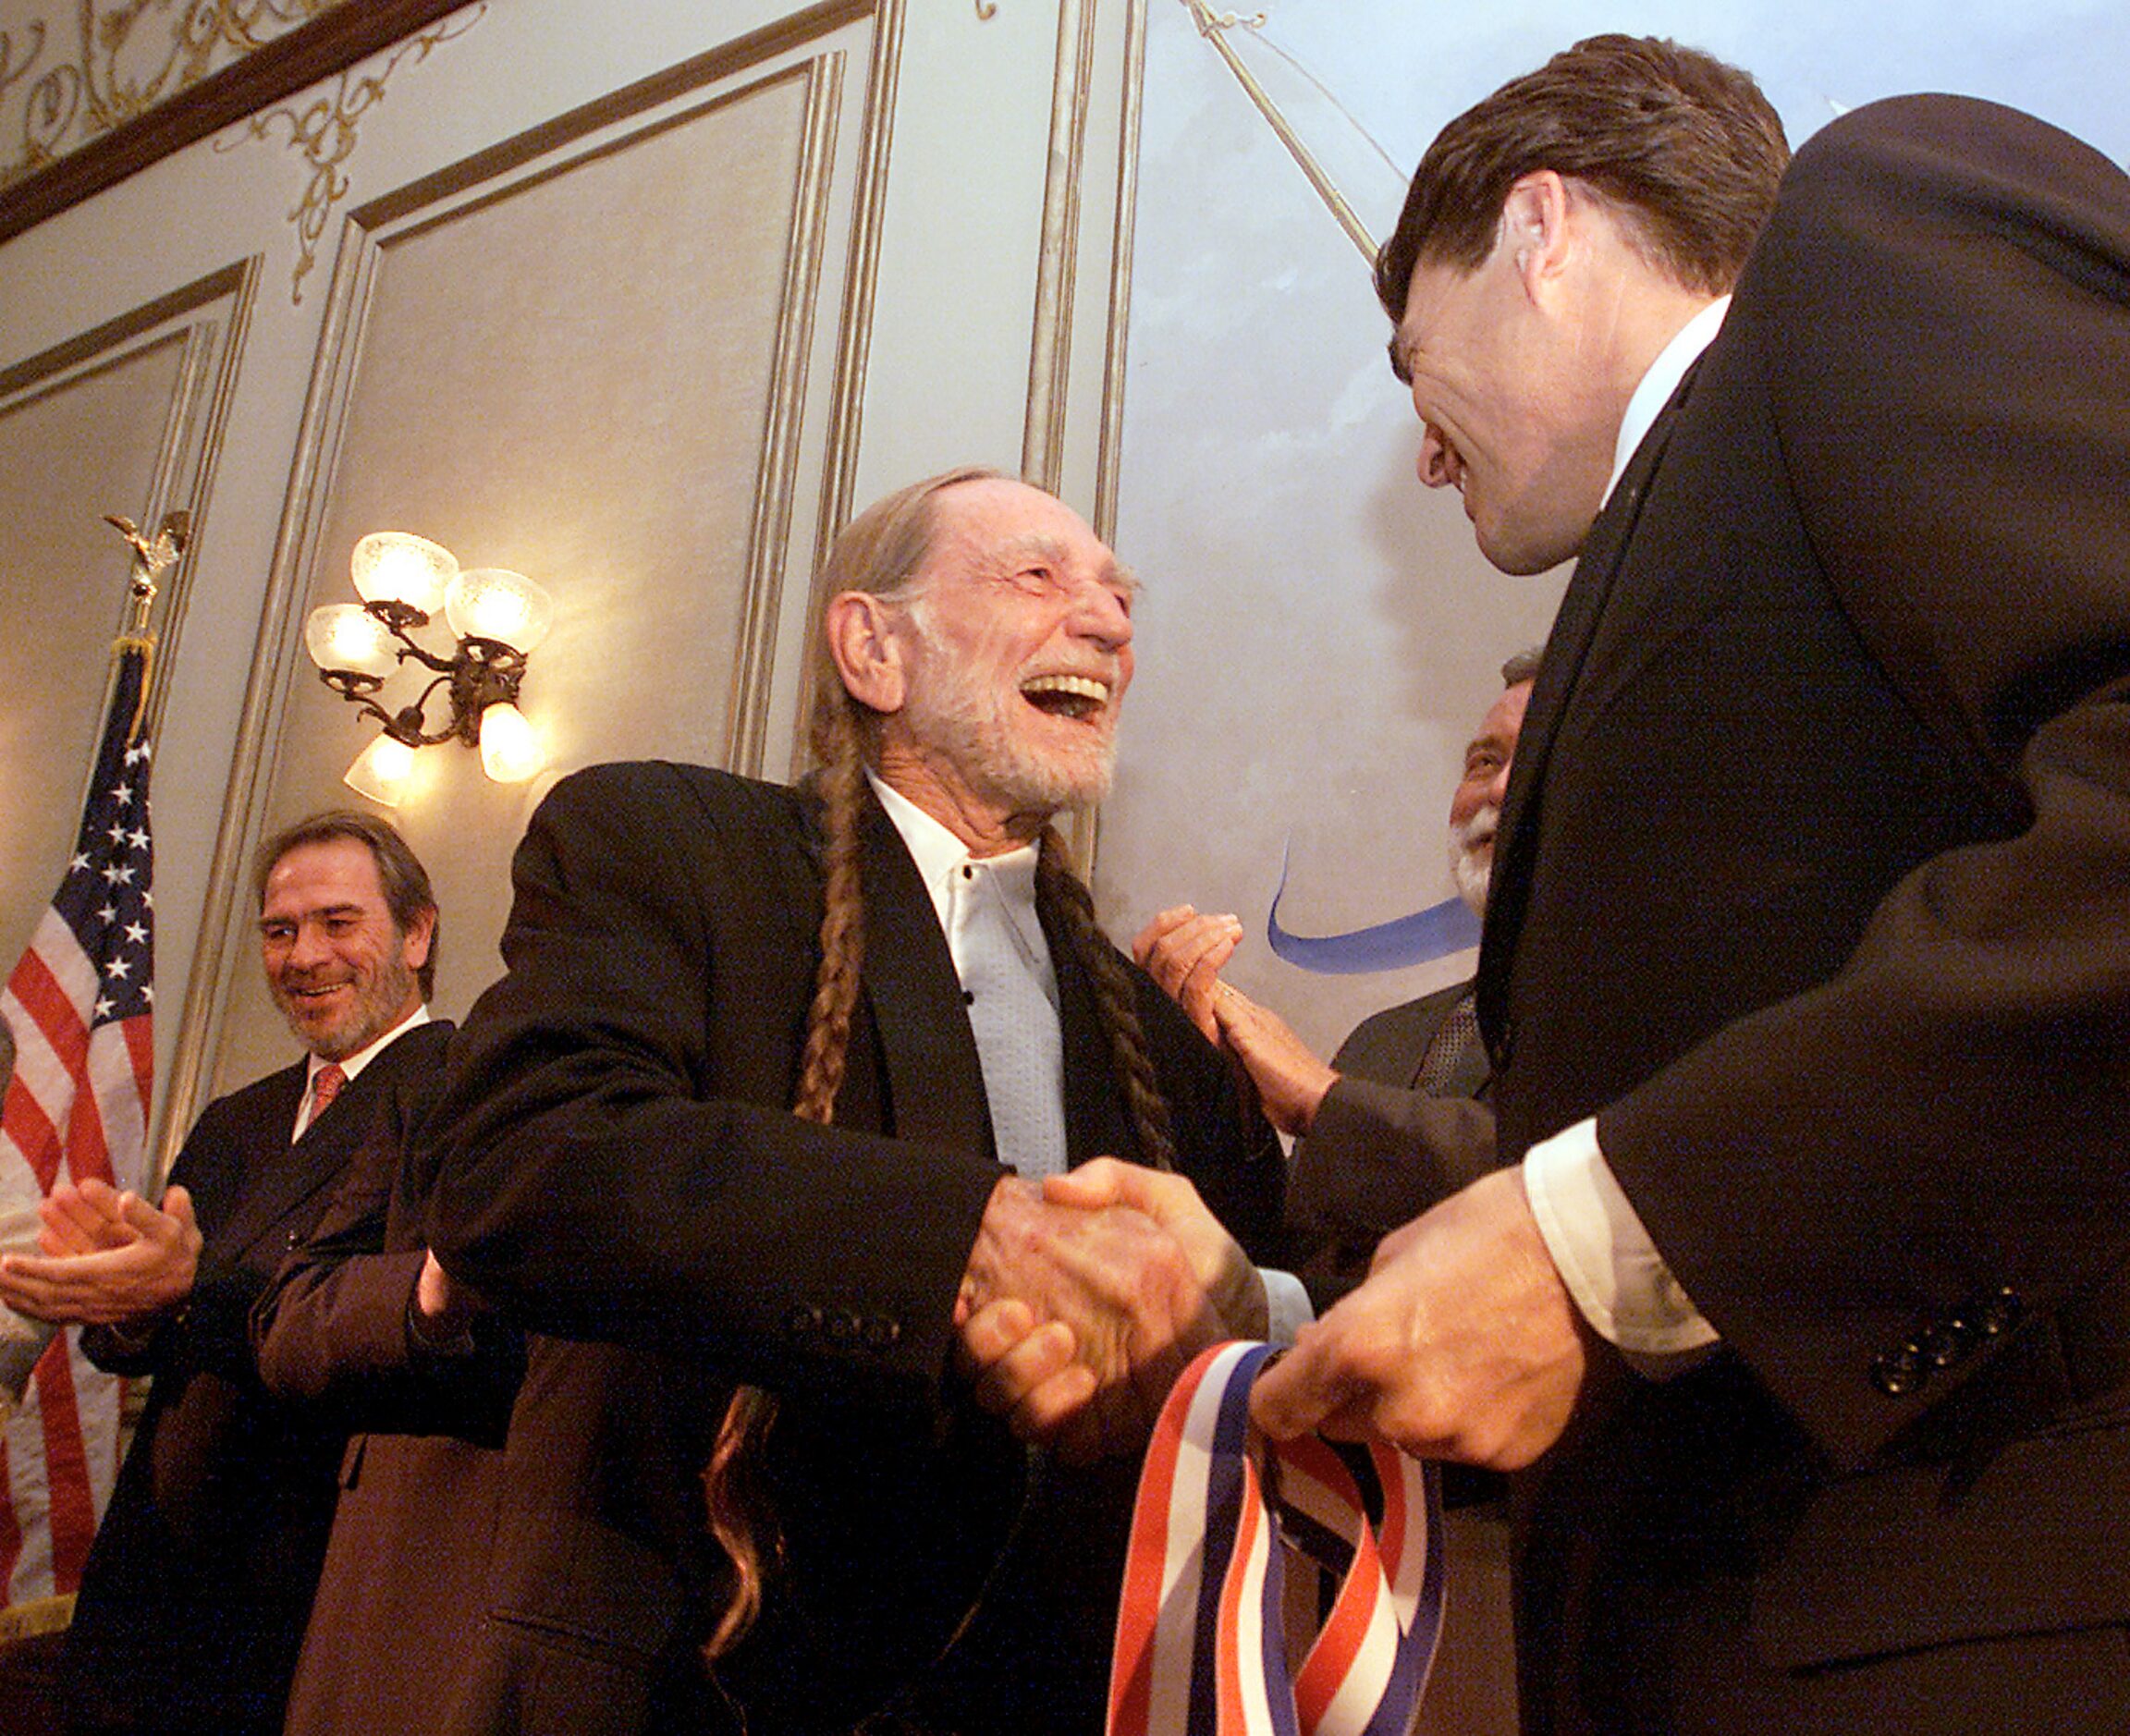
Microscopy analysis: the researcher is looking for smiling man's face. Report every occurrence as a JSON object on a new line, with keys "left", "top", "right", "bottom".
{"left": 875, "top": 478, "right": 1137, "bottom": 848}
{"left": 258, "top": 837, "right": 431, "bottom": 1061}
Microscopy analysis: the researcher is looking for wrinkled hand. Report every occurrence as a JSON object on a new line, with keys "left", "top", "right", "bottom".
{"left": 957, "top": 1175, "right": 1226, "bottom": 1461}
{"left": 1133, "top": 907, "right": 1336, "bottom": 1134}
{"left": 1046, "top": 1159, "right": 1267, "bottom": 1339}
{"left": 1132, "top": 906, "right": 1242, "bottom": 1045}
{"left": 0, "top": 1181, "right": 201, "bottom": 1326}
{"left": 38, "top": 1178, "right": 140, "bottom": 1255}
{"left": 1251, "top": 1167, "right": 1587, "bottom": 1469}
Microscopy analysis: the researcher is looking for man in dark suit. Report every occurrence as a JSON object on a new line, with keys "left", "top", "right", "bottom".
{"left": 397, "top": 468, "right": 1283, "bottom": 1734}
{"left": 0, "top": 811, "right": 446, "bottom": 1735}
{"left": 1255, "top": 35, "right": 2130, "bottom": 1733}
{"left": 1134, "top": 650, "right": 1536, "bottom": 1303}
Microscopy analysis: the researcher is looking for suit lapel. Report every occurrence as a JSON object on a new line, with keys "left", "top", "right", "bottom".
{"left": 1477, "top": 362, "right": 1700, "bottom": 1045}
{"left": 209, "top": 1031, "right": 426, "bottom": 1265}
{"left": 851, "top": 790, "right": 994, "bottom": 1155}
{"left": 205, "top": 1063, "right": 345, "bottom": 1266}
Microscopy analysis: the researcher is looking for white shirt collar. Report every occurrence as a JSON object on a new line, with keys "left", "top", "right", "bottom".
{"left": 867, "top": 771, "right": 1046, "bottom": 959}
{"left": 1603, "top": 294, "right": 1730, "bottom": 505}
{"left": 308, "top": 1002, "right": 430, "bottom": 1091}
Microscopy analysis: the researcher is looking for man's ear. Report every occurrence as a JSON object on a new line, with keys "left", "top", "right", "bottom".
{"left": 400, "top": 906, "right": 436, "bottom": 973}
{"left": 824, "top": 591, "right": 909, "bottom": 715}
{"left": 1500, "top": 169, "right": 1574, "bottom": 300}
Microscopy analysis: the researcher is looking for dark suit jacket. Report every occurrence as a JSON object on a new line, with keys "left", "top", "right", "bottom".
{"left": 59, "top": 1019, "right": 452, "bottom": 1736}
{"left": 1284, "top": 980, "right": 1495, "bottom": 1306}
{"left": 412, "top": 761, "right": 1284, "bottom": 1735}
{"left": 1478, "top": 96, "right": 2130, "bottom": 1729}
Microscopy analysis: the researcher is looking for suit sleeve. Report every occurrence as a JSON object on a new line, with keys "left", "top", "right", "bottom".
{"left": 422, "top": 764, "right": 1002, "bottom": 1407}
{"left": 251, "top": 1055, "right": 522, "bottom": 1444}
{"left": 1596, "top": 97, "right": 2130, "bottom": 1462}
{"left": 1287, "top": 1083, "right": 1495, "bottom": 1306}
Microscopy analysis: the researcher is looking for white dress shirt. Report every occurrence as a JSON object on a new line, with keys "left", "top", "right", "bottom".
{"left": 293, "top": 1004, "right": 432, "bottom": 1141}
{"left": 1520, "top": 299, "right": 1731, "bottom": 1365}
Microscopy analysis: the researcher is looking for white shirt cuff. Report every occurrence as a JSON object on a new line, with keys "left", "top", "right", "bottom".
{"left": 1258, "top": 1267, "right": 1314, "bottom": 1348}
{"left": 1523, "top": 1116, "right": 1718, "bottom": 1371}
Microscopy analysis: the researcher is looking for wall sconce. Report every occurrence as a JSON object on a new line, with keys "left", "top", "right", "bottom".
{"left": 304, "top": 531, "right": 553, "bottom": 805}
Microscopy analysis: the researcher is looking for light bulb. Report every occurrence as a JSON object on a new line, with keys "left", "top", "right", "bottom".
{"left": 343, "top": 734, "right": 414, "bottom": 805}
{"left": 446, "top": 568, "right": 553, "bottom": 654}
{"left": 303, "top": 604, "right": 398, "bottom": 679}
{"left": 477, "top": 703, "right": 543, "bottom": 783}
{"left": 350, "top": 532, "right": 457, "bottom": 616}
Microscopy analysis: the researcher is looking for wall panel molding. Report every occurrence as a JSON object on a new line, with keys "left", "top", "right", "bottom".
{"left": 182, "top": 3, "right": 898, "bottom": 1108}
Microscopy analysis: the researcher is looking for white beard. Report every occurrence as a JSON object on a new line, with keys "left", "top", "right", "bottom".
{"left": 1447, "top": 803, "right": 1497, "bottom": 916}
{"left": 900, "top": 608, "right": 1117, "bottom": 814}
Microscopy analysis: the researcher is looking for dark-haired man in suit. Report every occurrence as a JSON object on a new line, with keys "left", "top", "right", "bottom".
{"left": 1254, "top": 32, "right": 2130, "bottom": 1734}
{"left": 410, "top": 468, "right": 1286, "bottom": 1735}
{"left": 0, "top": 811, "right": 448, "bottom": 1736}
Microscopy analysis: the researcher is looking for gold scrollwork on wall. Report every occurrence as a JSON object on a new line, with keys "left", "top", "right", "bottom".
{"left": 0, "top": 1, "right": 341, "bottom": 193}
{"left": 216, "top": 5, "right": 484, "bottom": 303}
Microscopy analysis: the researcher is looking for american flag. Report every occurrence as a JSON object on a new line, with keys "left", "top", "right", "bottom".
{"left": 0, "top": 645, "right": 154, "bottom": 1606}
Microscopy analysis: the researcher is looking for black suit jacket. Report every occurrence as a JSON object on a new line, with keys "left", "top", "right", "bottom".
{"left": 1477, "top": 96, "right": 2130, "bottom": 1726}
{"left": 1284, "top": 980, "right": 1495, "bottom": 1306}
{"left": 419, "top": 761, "right": 1284, "bottom": 1734}
{"left": 59, "top": 1018, "right": 452, "bottom": 1736}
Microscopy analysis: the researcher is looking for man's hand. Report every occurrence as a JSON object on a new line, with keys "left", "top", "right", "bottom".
{"left": 0, "top": 1180, "right": 201, "bottom": 1326}
{"left": 410, "top": 1249, "right": 486, "bottom": 1348}
{"left": 1251, "top": 1167, "right": 1587, "bottom": 1469}
{"left": 1045, "top": 1158, "right": 1267, "bottom": 1339}
{"left": 1133, "top": 905, "right": 1337, "bottom": 1134}
{"left": 1132, "top": 906, "right": 1242, "bottom": 1044}
{"left": 956, "top": 1175, "right": 1226, "bottom": 1461}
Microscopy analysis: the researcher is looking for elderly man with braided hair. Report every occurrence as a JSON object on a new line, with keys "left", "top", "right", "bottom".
{"left": 420, "top": 467, "right": 1285, "bottom": 1734}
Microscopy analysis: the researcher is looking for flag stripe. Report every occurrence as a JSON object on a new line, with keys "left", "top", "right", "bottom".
{"left": 0, "top": 644, "right": 153, "bottom": 1606}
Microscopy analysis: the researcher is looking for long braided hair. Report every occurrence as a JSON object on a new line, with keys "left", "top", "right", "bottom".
{"left": 703, "top": 467, "right": 1177, "bottom": 1659}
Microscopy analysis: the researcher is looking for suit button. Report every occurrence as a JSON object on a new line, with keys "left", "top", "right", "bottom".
{"left": 1977, "top": 1288, "right": 2024, "bottom": 1337}
{"left": 782, "top": 1304, "right": 824, "bottom": 1339}
{"left": 863, "top": 1315, "right": 901, "bottom": 1353}
{"left": 1918, "top": 1317, "right": 1974, "bottom": 1368}
{"left": 825, "top": 1308, "right": 861, "bottom": 1346}
{"left": 1869, "top": 1342, "right": 1927, "bottom": 1397}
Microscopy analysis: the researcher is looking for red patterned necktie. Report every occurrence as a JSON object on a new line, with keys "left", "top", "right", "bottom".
{"left": 308, "top": 1062, "right": 345, "bottom": 1121}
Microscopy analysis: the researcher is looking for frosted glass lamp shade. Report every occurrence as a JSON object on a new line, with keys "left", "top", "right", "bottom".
{"left": 446, "top": 568, "right": 553, "bottom": 654}
{"left": 478, "top": 702, "right": 543, "bottom": 783}
{"left": 350, "top": 532, "right": 457, "bottom": 615}
{"left": 304, "top": 604, "right": 398, "bottom": 679}
{"left": 343, "top": 734, "right": 415, "bottom": 805}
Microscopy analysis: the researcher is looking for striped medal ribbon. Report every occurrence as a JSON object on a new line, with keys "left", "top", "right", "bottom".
{"left": 1108, "top": 1341, "right": 1445, "bottom": 1736}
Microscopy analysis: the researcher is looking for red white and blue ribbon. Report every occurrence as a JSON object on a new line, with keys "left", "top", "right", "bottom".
{"left": 1108, "top": 1341, "right": 1445, "bottom": 1736}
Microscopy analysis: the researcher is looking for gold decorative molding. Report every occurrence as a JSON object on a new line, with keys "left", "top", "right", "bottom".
{"left": 812, "top": 0, "right": 904, "bottom": 554}
{"left": 0, "top": 1, "right": 340, "bottom": 196}
{"left": 1093, "top": 0, "right": 1145, "bottom": 545}
{"left": 215, "top": 4, "right": 483, "bottom": 303}
{"left": 975, "top": 1, "right": 998, "bottom": 17}
{"left": 1021, "top": 0, "right": 1097, "bottom": 492}
{"left": 728, "top": 53, "right": 845, "bottom": 779}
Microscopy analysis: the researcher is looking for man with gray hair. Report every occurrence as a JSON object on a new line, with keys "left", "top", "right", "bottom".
{"left": 0, "top": 811, "right": 449, "bottom": 1735}
{"left": 413, "top": 467, "right": 1284, "bottom": 1734}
